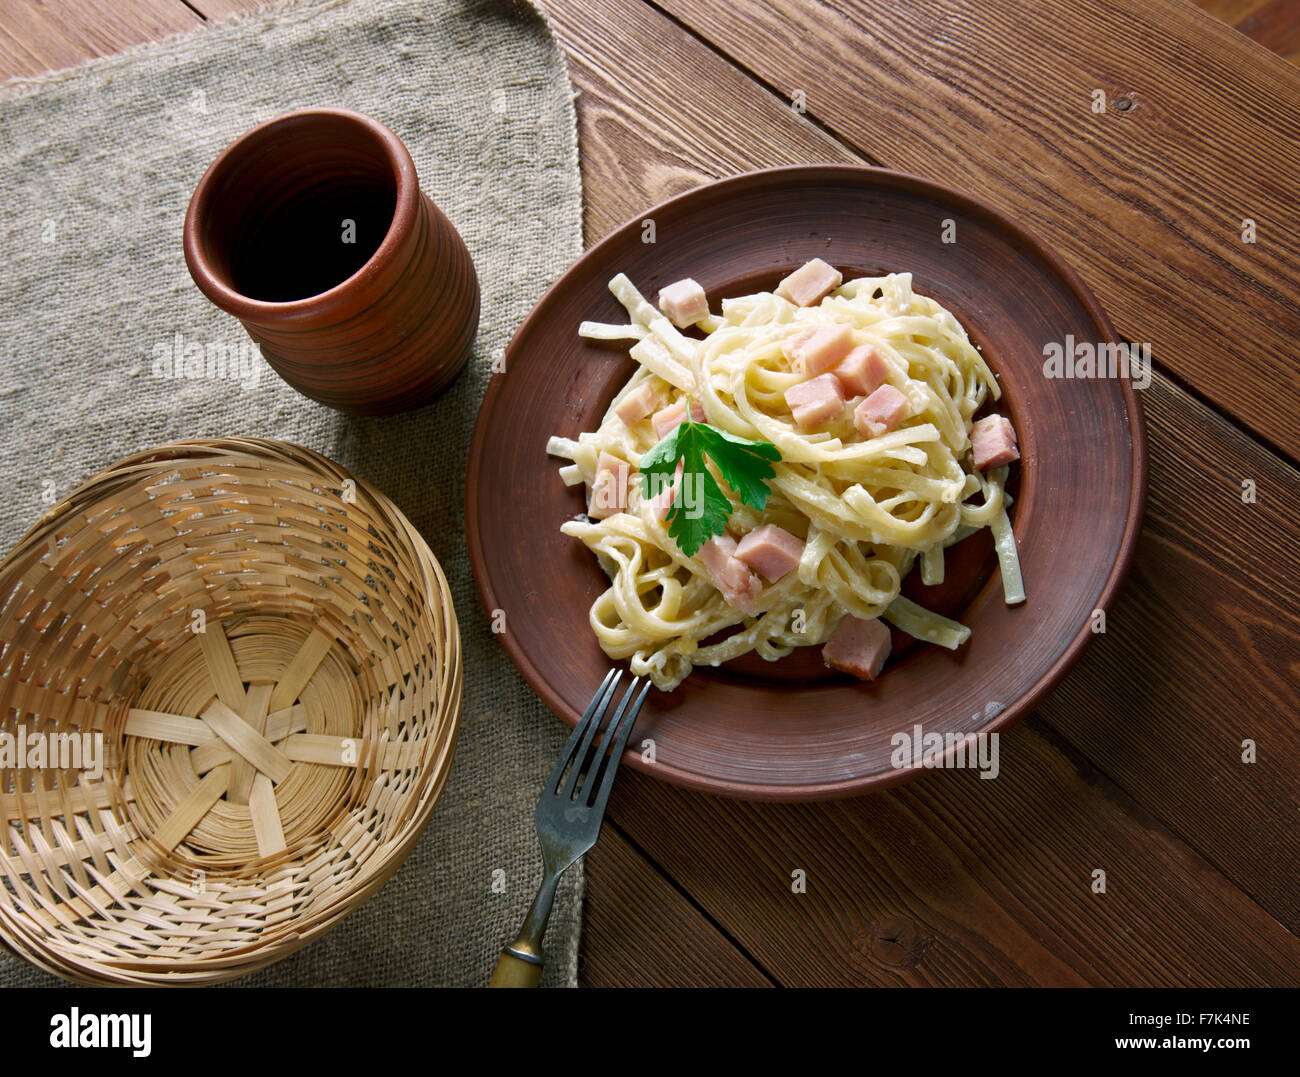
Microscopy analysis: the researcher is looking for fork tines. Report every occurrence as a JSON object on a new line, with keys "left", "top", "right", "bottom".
{"left": 548, "top": 670, "right": 649, "bottom": 809}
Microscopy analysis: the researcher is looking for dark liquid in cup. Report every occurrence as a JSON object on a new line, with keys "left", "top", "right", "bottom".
{"left": 231, "top": 183, "right": 397, "bottom": 303}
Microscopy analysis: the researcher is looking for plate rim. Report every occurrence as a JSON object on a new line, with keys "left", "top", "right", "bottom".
{"left": 466, "top": 163, "right": 1147, "bottom": 801}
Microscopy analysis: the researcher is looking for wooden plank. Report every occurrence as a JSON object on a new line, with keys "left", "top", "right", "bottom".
{"left": 1230, "top": 0, "right": 1300, "bottom": 62}
{"left": 541, "top": 0, "right": 851, "bottom": 243}
{"left": 1034, "top": 373, "right": 1300, "bottom": 929}
{"left": 184, "top": 0, "right": 257, "bottom": 19}
{"left": 602, "top": 740, "right": 1300, "bottom": 986}
{"left": 580, "top": 824, "right": 773, "bottom": 987}
{"left": 185, "top": 0, "right": 1300, "bottom": 70}
{"left": 654, "top": 0, "right": 1300, "bottom": 460}
{"left": 1193, "top": 0, "right": 1279, "bottom": 22}
{"left": 0, "top": 0, "right": 200, "bottom": 80}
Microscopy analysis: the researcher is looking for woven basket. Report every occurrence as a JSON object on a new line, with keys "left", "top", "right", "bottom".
{"left": 0, "top": 438, "right": 461, "bottom": 985}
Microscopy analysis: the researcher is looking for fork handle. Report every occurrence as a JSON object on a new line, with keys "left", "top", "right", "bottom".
{"left": 489, "top": 949, "right": 543, "bottom": 987}
{"left": 489, "top": 869, "right": 560, "bottom": 988}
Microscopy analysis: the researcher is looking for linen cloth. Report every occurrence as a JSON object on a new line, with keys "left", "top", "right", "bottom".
{"left": 0, "top": 0, "right": 584, "bottom": 987}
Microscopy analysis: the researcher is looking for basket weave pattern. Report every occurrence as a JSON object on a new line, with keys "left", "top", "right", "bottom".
{"left": 0, "top": 438, "right": 460, "bottom": 984}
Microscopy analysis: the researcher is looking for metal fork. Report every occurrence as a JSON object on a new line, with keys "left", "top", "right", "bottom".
{"left": 489, "top": 670, "right": 650, "bottom": 987}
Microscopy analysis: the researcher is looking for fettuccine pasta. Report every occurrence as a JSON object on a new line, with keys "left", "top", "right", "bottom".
{"left": 548, "top": 266, "right": 1023, "bottom": 691}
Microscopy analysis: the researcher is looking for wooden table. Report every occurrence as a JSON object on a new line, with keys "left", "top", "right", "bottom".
{"left": 3, "top": 0, "right": 1297, "bottom": 988}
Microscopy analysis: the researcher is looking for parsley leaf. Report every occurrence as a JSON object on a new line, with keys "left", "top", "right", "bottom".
{"left": 640, "top": 408, "right": 781, "bottom": 558}
{"left": 697, "top": 424, "right": 781, "bottom": 509}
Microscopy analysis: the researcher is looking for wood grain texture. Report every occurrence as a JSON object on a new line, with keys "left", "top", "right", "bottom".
{"left": 184, "top": 0, "right": 261, "bottom": 19}
{"left": 599, "top": 738, "right": 1300, "bottom": 987}
{"left": 1035, "top": 373, "right": 1300, "bottom": 930}
{"left": 1228, "top": 0, "right": 1300, "bottom": 62}
{"left": 542, "top": 0, "right": 851, "bottom": 243}
{"left": 580, "top": 825, "right": 773, "bottom": 986}
{"left": 34, "top": 0, "right": 1298, "bottom": 71}
{"left": 0, "top": 0, "right": 199, "bottom": 79}
{"left": 1194, "top": 0, "right": 1282, "bottom": 23}
{"left": 653, "top": 0, "right": 1300, "bottom": 461}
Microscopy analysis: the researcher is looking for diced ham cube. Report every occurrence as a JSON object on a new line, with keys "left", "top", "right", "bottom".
{"left": 853, "top": 384, "right": 910, "bottom": 438}
{"left": 834, "top": 344, "right": 889, "bottom": 397}
{"left": 784, "top": 373, "right": 846, "bottom": 429}
{"left": 698, "top": 533, "right": 738, "bottom": 572}
{"left": 822, "top": 615, "right": 892, "bottom": 681}
{"left": 657, "top": 278, "right": 710, "bottom": 328}
{"left": 587, "top": 451, "right": 629, "bottom": 519}
{"left": 651, "top": 398, "right": 706, "bottom": 440}
{"left": 698, "top": 535, "right": 761, "bottom": 616}
{"left": 647, "top": 461, "right": 685, "bottom": 520}
{"left": 780, "top": 327, "right": 815, "bottom": 362}
{"left": 970, "top": 414, "right": 1020, "bottom": 470}
{"left": 788, "top": 324, "right": 854, "bottom": 378}
{"left": 735, "top": 524, "right": 804, "bottom": 583}
{"left": 650, "top": 485, "right": 675, "bottom": 519}
{"left": 614, "top": 381, "right": 661, "bottom": 426}
{"left": 776, "top": 259, "right": 843, "bottom": 307}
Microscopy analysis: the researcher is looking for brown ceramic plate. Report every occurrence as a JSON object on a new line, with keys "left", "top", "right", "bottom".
{"left": 466, "top": 165, "right": 1145, "bottom": 801}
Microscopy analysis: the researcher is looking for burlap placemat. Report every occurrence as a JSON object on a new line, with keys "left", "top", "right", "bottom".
{"left": 0, "top": 0, "right": 584, "bottom": 987}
